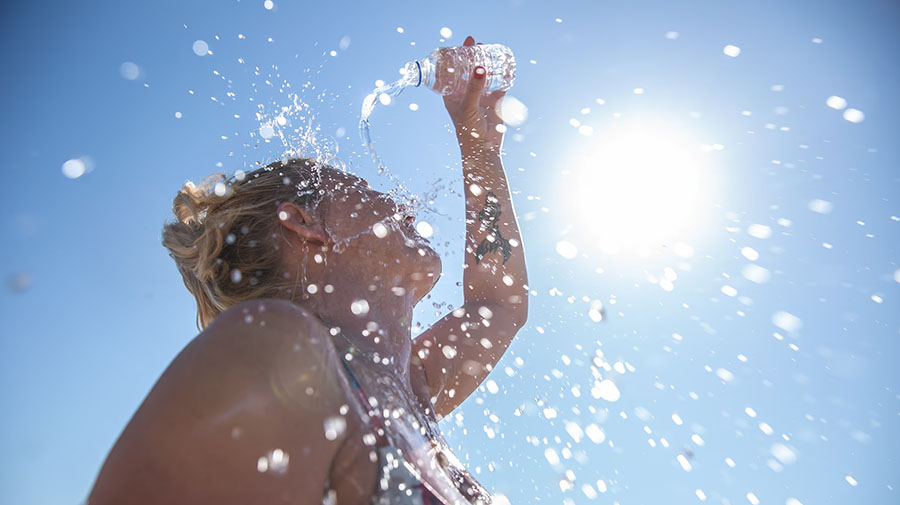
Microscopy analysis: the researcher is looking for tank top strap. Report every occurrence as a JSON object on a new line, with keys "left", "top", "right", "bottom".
{"left": 339, "top": 356, "right": 364, "bottom": 391}
{"left": 340, "top": 357, "right": 378, "bottom": 420}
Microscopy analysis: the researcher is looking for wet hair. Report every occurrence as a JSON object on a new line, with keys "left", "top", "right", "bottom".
{"left": 161, "top": 157, "right": 324, "bottom": 331}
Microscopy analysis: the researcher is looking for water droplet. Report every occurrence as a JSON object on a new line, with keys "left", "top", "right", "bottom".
{"left": 808, "top": 198, "right": 834, "bottom": 214}
{"left": 723, "top": 44, "right": 741, "bottom": 57}
{"left": 843, "top": 108, "right": 864, "bottom": 123}
{"left": 372, "top": 222, "right": 389, "bottom": 238}
{"left": 716, "top": 368, "right": 735, "bottom": 382}
{"left": 741, "top": 246, "right": 759, "bottom": 261}
{"left": 324, "top": 416, "right": 346, "bottom": 440}
{"left": 771, "top": 443, "right": 797, "bottom": 464}
{"left": 350, "top": 299, "right": 369, "bottom": 315}
{"left": 747, "top": 224, "right": 772, "bottom": 239}
{"left": 772, "top": 311, "right": 802, "bottom": 333}
{"left": 192, "top": 40, "right": 209, "bottom": 56}
{"left": 499, "top": 95, "right": 528, "bottom": 126}
{"left": 826, "top": 95, "right": 847, "bottom": 110}
{"left": 544, "top": 448, "right": 560, "bottom": 465}
{"left": 591, "top": 380, "right": 620, "bottom": 401}
{"left": 677, "top": 454, "right": 693, "bottom": 471}
{"left": 61, "top": 158, "right": 88, "bottom": 179}
{"left": 119, "top": 61, "right": 140, "bottom": 80}
{"left": 556, "top": 240, "right": 578, "bottom": 259}
{"left": 415, "top": 221, "right": 433, "bottom": 238}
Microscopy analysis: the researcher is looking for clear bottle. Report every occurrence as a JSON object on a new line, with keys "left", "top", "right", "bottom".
{"left": 413, "top": 43, "right": 517, "bottom": 96}
{"left": 359, "top": 44, "right": 516, "bottom": 170}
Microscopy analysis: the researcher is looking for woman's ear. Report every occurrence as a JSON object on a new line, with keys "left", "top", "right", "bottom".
{"left": 277, "top": 202, "right": 329, "bottom": 245}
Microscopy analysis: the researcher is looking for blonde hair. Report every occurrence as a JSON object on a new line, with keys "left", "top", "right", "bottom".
{"left": 161, "top": 157, "right": 324, "bottom": 331}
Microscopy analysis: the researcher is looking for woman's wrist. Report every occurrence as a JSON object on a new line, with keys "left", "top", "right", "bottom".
{"left": 459, "top": 143, "right": 505, "bottom": 188}
{"left": 457, "top": 134, "right": 503, "bottom": 159}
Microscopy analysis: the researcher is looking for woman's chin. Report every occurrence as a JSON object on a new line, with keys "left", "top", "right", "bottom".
{"left": 408, "top": 248, "right": 442, "bottom": 293}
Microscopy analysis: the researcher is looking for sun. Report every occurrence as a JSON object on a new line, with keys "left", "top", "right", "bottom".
{"left": 563, "top": 118, "right": 712, "bottom": 256}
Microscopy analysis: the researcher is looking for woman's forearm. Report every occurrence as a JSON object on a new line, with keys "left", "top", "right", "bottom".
{"left": 458, "top": 141, "right": 528, "bottom": 321}
{"left": 407, "top": 138, "right": 529, "bottom": 418}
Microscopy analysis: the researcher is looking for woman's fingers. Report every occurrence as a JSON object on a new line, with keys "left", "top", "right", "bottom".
{"left": 461, "top": 66, "right": 487, "bottom": 116}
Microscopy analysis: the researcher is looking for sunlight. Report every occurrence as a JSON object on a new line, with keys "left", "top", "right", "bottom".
{"left": 563, "top": 118, "right": 711, "bottom": 256}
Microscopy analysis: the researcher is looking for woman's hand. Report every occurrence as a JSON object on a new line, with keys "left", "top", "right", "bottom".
{"left": 442, "top": 35, "right": 507, "bottom": 154}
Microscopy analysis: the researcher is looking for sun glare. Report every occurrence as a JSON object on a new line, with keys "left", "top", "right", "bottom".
{"left": 563, "top": 119, "right": 712, "bottom": 256}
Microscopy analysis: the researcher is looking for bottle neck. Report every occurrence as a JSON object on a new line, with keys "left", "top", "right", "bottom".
{"left": 415, "top": 55, "right": 437, "bottom": 91}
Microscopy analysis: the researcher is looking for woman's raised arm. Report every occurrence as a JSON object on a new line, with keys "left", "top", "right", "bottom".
{"left": 412, "top": 36, "right": 529, "bottom": 420}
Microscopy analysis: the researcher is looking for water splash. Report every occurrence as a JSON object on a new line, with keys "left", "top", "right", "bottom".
{"left": 358, "top": 69, "right": 419, "bottom": 183}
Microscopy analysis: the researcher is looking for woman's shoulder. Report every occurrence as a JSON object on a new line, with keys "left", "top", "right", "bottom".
{"left": 207, "top": 298, "right": 323, "bottom": 335}
{"left": 196, "top": 298, "right": 330, "bottom": 357}
{"left": 88, "top": 298, "right": 355, "bottom": 504}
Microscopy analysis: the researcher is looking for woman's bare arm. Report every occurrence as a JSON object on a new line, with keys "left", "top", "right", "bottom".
{"left": 412, "top": 144, "right": 528, "bottom": 419}
{"left": 412, "top": 35, "right": 529, "bottom": 419}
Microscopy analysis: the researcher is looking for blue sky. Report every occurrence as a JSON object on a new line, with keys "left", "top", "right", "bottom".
{"left": 1, "top": 0, "right": 898, "bottom": 504}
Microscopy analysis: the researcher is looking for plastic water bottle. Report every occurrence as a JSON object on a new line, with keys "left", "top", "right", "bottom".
{"left": 359, "top": 44, "right": 516, "bottom": 172}
{"left": 412, "top": 43, "right": 517, "bottom": 96}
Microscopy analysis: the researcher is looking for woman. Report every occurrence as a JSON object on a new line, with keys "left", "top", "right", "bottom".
{"left": 88, "top": 35, "right": 528, "bottom": 505}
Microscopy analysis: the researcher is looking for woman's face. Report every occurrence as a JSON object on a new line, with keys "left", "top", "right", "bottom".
{"left": 312, "top": 167, "right": 442, "bottom": 298}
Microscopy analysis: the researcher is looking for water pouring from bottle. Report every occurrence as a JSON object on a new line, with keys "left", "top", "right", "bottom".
{"left": 359, "top": 43, "right": 517, "bottom": 172}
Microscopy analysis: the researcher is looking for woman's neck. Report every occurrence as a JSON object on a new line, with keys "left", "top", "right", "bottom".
{"left": 291, "top": 288, "right": 417, "bottom": 384}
